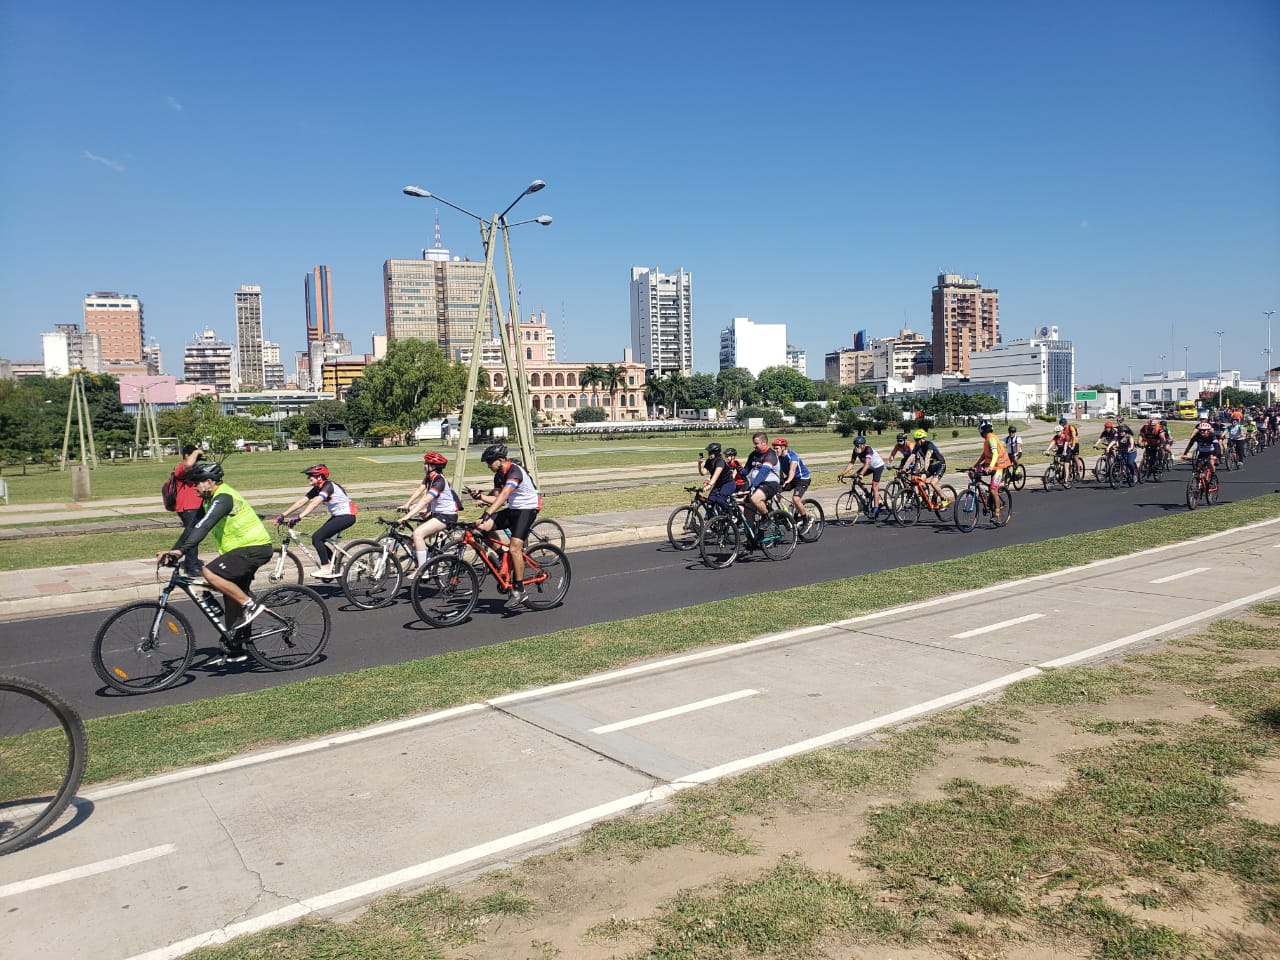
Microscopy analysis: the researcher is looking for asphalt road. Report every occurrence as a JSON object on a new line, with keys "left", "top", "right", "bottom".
{"left": 3, "top": 455, "right": 1278, "bottom": 723}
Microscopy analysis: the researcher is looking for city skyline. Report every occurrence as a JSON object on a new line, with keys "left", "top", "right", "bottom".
{"left": 1, "top": 2, "right": 1277, "bottom": 388}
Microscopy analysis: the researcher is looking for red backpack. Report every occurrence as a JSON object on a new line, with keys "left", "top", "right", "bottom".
{"left": 161, "top": 472, "right": 179, "bottom": 512}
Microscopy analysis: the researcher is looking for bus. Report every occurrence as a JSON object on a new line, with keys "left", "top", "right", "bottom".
{"left": 1175, "top": 399, "right": 1199, "bottom": 420}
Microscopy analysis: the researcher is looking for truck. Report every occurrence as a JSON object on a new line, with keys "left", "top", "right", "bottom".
{"left": 1175, "top": 399, "right": 1199, "bottom": 420}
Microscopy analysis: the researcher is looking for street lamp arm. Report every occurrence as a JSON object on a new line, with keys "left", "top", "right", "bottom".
{"left": 498, "top": 179, "right": 547, "bottom": 221}
{"left": 503, "top": 215, "right": 553, "bottom": 228}
{"left": 402, "top": 186, "right": 485, "bottom": 223}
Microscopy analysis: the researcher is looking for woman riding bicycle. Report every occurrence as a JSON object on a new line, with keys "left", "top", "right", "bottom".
{"left": 397, "top": 451, "right": 462, "bottom": 571}
{"left": 699, "top": 442, "right": 737, "bottom": 513}
{"left": 277, "top": 464, "right": 359, "bottom": 580}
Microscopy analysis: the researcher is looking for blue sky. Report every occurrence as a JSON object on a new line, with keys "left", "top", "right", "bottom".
{"left": 2, "top": 0, "right": 1277, "bottom": 387}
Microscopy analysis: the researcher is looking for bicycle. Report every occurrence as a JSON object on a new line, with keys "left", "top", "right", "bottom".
{"left": 1090, "top": 448, "right": 1112, "bottom": 483}
{"left": 1108, "top": 451, "right": 1138, "bottom": 488}
{"left": 92, "top": 559, "right": 331, "bottom": 694}
{"left": 409, "top": 521, "right": 571, "bottom": 627}
{"left": 1042, "top": 453, "right": 1074, "bottom": 491}
{"left": 1000, "top": 458, "right": 1027, "bottom": 491}
{"left": 338, "top": 515, "right": 447, "bottom": 609}
{"left": 890, "top": 468, "right": 957, "bottom": 526}
{"left": 955, "top": 470, "right": 1012, "bottom": 532}
{"left": 768, "top": 489, "right": 825, "bottom": 543}
{"left": 0, "top": 675, "right": 87, "bottom": 855}
{"left": 258, "top": 518, "right": 377, "bottom": 587}
{"left": 667, "top": 486, "right": 716, "bottom": 551}
{"left": 1183, "top": 456, "right": 1219, "bottom": 510}
{"left": 1137, "top": 445, "right": 1164, "bottom": 483}
{"left": 834, "top": 472, "right": 889, "bottom": 524}
{"left": 698, "top": 493, "right": 797, "bottom": 569}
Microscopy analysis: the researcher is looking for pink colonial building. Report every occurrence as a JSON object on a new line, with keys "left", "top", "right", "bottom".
{"left": 467, "top": 312, "right": 648, "bottom": 423}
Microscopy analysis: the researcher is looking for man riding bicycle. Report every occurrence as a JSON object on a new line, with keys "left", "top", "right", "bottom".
{"left": 157, "top": 461, "right": 273, "bottom": 664}
{"left": 772, "top": 437, "right": 812, "bottom": 528}
{"left": 1004, "top": 424, "right": 1022, "bottom": 465}
{"left": 742, "top": 432, "right": 781, "bottom": 521}
{"left": 1138, "top": 417, "right": 1165, "bottom": 474}
{"left": 972, "top": 423, "right": 1010, "bottom": 516}
{"left": 468, "top": 443, "right": 540, "bottom": 611}
{"left": 1059, "top": 417, "right": 1082, "bottom": 479}
{"left": 1181, "top": 421, "right": 1221, "bottom": 484}
{"left": 901, "top": 428, "right": 949, "bottom": 506}
{"left": 699, "top": 442, "right": 737, "bottom": 512}
{"left": 838, "top": 436, "right": 886, "bottom": 518}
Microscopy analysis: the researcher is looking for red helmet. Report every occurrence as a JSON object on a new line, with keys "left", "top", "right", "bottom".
{"left": 772, "top": 437, "right": 788, "bottom": 448}
{"left": 423, "top": 451, "right": 448, "bottom": 467}
{"left": 1104, "top": 421, "right": 1114, "bottom": 428}
{"left": 303, "top": 464, "right": 329, "bottom": 480}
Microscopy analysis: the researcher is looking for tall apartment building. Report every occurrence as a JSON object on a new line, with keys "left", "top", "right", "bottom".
{"left": 183, "top": 328, "right": 235, "bottom": 393}
{"left": 305, "top": 265, "right": 333, "bottom": 345}
{"left": 630, "top": 267, "right": 693, "bottom": 377}
{"left": 384, "top": 244, "right": 486, "bottom": 361}
{"left": 142, "top": 340, "right": 163, "bottom": 375}
{"left": 83, "top": 292, "right": 143, "bottom": 369}
{"left": 235, "top": 284, "right": 265, "bottom": 390}
{"left": 262, "top": 340, "right": 286, "bottom": 389}
{"left": 718, "top": 316, "right": 786, "bottom": 376}
{"left": 824, "top": 348, "right": 874, "bottom": 386}
{"left": 786, "top": 345, "right": 807, "bottom": 378}
{"left": 930, "top": 273, "right": 999, "bottom": 376}
{"left": 872, "top": 328, "right": 931, "bottom": 381}
{"left": 42, "top": 323, "right": 103, "bottom": 376}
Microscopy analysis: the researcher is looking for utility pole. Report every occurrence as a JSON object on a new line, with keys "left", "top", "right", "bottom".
{"left": 1215, "top": 330, "right": 1225, "bottom": 410}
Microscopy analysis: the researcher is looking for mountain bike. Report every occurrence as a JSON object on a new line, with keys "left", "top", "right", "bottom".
{"left": 667, "top": 487, "right": 716, "bottom": 551}
{"left": 698, "top": 494, "right": 797, "bottom": 569}
{"left": 1182, "top": 456, "right": 1219, "bottom": 510}
{"left": 1000, "top": 458, "right": 1027, "bottom": 491}
{"left": 890, "top": 468, "right": 957, "bottom": 526}
{"left": 0, "top": 676, "right": 87, "bottom": 855}
{"left": 768, "top": 489, "right": 825, "bottom": 543}
{"left": 92, "top": 559, "right": 331, "bottom": 694}
{"left": 955, "top": 470, "right": 1012, "bottom": 533}
{"left": 1042, "top": 454, "right": 1074, "bottom": 491}
{"left": 1137, "top": 445, "right": 1164, "bottom": 483}
{"left": 258, "top": 518, "right": 377, "bottom": 587}
{"left": 1108, "top": 451, "right": 1138, "bottom": 488}
{"left": 409, "top": 521, "right": 571, "bottom": 627}
{"left": 338, "top": 516, "right": 440, "bottom": 609}
{"left": 1090, "top": 449, "right": 1112, "bottom": 483}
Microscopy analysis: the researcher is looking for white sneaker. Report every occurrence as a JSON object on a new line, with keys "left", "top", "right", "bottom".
{"left": 312, "top": 565, "right": 336, "bottom": 580}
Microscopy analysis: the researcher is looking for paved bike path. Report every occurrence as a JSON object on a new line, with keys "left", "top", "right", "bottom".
{"left": 4, "top": 518, "right": 1278, "bottom": 960}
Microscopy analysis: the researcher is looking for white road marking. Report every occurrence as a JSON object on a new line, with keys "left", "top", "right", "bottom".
{"left": 590, "top": 689, "right": 760, "bottom": 734}
{"left": 0, "top": 844, "right": 175, "bottom": 898}
{"left": 951, "top": 613, "right": 1044, "bottom": 639}
{"left": 1149, "top": 567, "right": 1210, "bottom": 584}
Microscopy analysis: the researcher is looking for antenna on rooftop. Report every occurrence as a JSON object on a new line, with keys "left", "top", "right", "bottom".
{"left": 434, "top": 210, "right": 442, "bottom": 249}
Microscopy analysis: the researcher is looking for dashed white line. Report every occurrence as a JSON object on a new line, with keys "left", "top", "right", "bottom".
{"left": 1149, "top": 567, "right": 1210, "bottom": 584}
{"left": 0, "top": 844, "right": 176, "bottom": 898}
{"left": 590, "top": 689, "right": 760, "bottom": 734}
{"left": 951, "top": 613, "right": 1045, "bottom": 639}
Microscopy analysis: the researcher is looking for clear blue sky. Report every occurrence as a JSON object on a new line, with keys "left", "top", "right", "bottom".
{"left": 2, "top": 0, "right": 1277, "bottom": 387}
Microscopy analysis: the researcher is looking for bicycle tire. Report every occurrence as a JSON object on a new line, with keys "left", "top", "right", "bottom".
{"left": 92, "top": 602, "right": 195, "bottom": 694}
{"left": 340, "top": 544, "right": 404, "bottom": 609}
{"left": 1107, "top": 459, "right": 1121, "bottom": 489}
{"left": 1185, "top": 477, "right": 1199, "bottom": 510}
{"left": 410, "top": 555, "right": 479, "bottom": 626}
{"left": 521, "top": 543, "right": 571, "bottom": 610}
{"left": 935, "top": 484, "right": 958, "bottom": 521}
{"left": 0, "top": 676, "right": 87, "bottom": 855}
{"left": 247, "top": 585, "right": 330, "bottom": 670}
{"left": 255, "top": 547, "right": 304, "bottom": 589}
{"left": 1206, "top": 478, "right": 1219, "bottom": 506}
{"left": 528, "top": 518, "right": 566, "bottom": 552}
{"left": 666, "top": 504, "right": 703, "bottom": 551}
{"left": 1042, "top": 466, "right": 1056, "bottom": 492}
{"left": 896, "top": 489, "right": 922, "bottom": 526}
{"left": 992, "top": 488, "right": 1013, "bottom": 527}
{"left": 757, "top": 511, "right": 798, "bottom": 561}
{"left": 797, "top": 499, "right": 825, "bottom": 542}
{"left": 955, "top": 490, "right": 978, "bottom": 532}
{"left": 699, "top": 513, "right": 741, "bottom": 568}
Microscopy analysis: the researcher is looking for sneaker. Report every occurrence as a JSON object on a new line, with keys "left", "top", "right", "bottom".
{"left": 312, "top": 565, "right": 337, "bottom": 580}
{"left": 211, "top": 647, "right": 249, "bottom": 666}
{"left": 232, "top": 598, "right": 268, "bottom": 630}
{"left": 940, "top": 499, "right": 951, "bottom": 508}
{"left": 504, "top": 590, "right": 528, "bottom": 611}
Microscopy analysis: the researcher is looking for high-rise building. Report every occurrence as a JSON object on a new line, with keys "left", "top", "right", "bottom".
{"left": 83, "top": 292, "right": 143, "bottom": 369}
{"left": 824, "top": 348, "right": 874, "bottom": 386}
{"left": 786, "top": 345, "right": 807, "bottom": 378}
{"left": 384, "top": 241, "right": 486, "bottom": 360}
{"left": 872, "top": 329, "right": 930, "bottom": 382}
{"left": 42, "top": 323, "right": 102, "bottom": 376}
{"left": 931, "top": 273, "right": 999, "bottom": 376}
{"left": 630, "top": 267, "right": 692, "bottom": 377}
{"left": 305, "top": 265, "right": 333, "bottom": 345}
{"left": 235, "top": 284, "right": 265, "bottom": 390}
{"left": 718, "top": 316, "right": 786, "bottom": 376}
{"left": 142, "top": 340, "right": 163, "bottom": 375}
{"left": 262, "top": 340, "right": 286, "bottom": 389}
{"left": 183, "top": 328, "right": 235, "bottom": 393}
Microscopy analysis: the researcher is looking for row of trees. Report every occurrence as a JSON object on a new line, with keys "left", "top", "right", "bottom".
{"left": 0, "top": 374, "right": 135, "bottom": 472}
{"left": 643, "top": 366, "right": 878, "bottom": 415}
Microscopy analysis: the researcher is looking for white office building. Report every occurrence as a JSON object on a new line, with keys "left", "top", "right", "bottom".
{"left": 630, "top": 267, "right": 693, "bottom": 376}
{"left": 786, "top": 345, "right": 807, "bottom": 378}
{"left": 718, "top": 316, "right": 786, "bottom": 376}
{"left": 967, "top": 325, "right": 1075, "bottom": 409}
{"left": 1120, "top": 370, "right": 1260, "bottom": 408}
{"left": 42, "top": 324, "right": 102, "bottom": 376}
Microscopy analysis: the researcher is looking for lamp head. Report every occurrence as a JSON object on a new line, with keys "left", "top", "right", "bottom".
{"left": 524, "top": 180, "right": 546, "bottom": 195}
{"left": 402, "top": 186, "right": 432, "bottom": 198}
{"left": 535, "top": 216, "right": 552, "bottom": 226}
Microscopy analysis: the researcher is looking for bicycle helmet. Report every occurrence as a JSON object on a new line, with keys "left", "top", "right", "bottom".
{"left": 853, "top": 435, "right": 867, "bottom": 447}
{"left": 187, "top": 461, "right": 224, "bottom": 484}
{"left": 772, "top": 437, "right": 789, "bottom": 448}
{"left": 895, "top": 433, "right": 907, "bottom": 443}
{"left": 1104, "top": 420, "right": 1114, "bottom": 428}
{"left": 1058, "top": 417, "right": 1067, "bottom": 425}
{"left": 1005, "top": 425, "right": 1016, "bottom": 434}
{"left": 480, "top": 442, "right": 507, "bottom": 463}
{"left": 980, "top": 423, "right": 993, "bottom": 435}
{"left": 423, "top": 450, "right": 448, "bottom": 467}
{"left": 705, "top": 442, "right": 722, "bottom": 456}
{"left": 303, "top": 464, "right": 329, "bottom": 479}
{"left": 724, "top": 447, "right": 738, "bottom": 458}
{"left": 913, "top": 428, "right": 927, "bottom": 440}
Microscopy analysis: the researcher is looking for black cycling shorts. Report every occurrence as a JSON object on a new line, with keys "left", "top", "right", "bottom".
{"left": 491, "top": 508, "right": 538, "bottom": 542}
{"left": 751, "top": 481, "right": 780, "bottom": 501}
{"left": 787, "top": 478, "right": 811, "bottom": 498}
{"left": 204, "top": 544, "right": 273, "bottom": 592}
{"left": 926, "top": 461, "right": 947, "bottom": 478}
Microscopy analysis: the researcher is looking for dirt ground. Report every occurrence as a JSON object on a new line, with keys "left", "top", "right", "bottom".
{"left": 434, "top": 614, "right": 1280, "bottom": 960}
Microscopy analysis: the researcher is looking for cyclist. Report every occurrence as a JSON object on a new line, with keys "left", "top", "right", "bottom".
{"left": 156, "top": 461, "right": 273, "bottom": 664}
{"left": 742, "top": 432, "right": 781, "bottom": 521}
{"left": 902, "top": 428, "right": 949, "bottom": 506}
{"left": 469, "top": 443, "right": 540, "bottom": 611}
{"left": 837, "top": 435, "right": 886, "bottom": 517}
{"left": 1059, "top": 417, "right": 1082, "bottom": 480}
{"left": 1225, "top": 416, "right": 1246, "bottom": 464}
{"left": 1108, "top": 421, "right": 1137, "bottom": 480}
{"left": 1181, "top": 421, "right": 1221, "bottom": 484}
{"left": 723, "top": 447, "right": 747, "bottom": 492}
{"left": 397, "top": 451, "right": 461, "bottom": 570}
{"left": 1138, "top": 417, "right": 1165, "bottom": 475}
{"left": 699, "top": 442, "right": 737, "bottom": 513}
{"left": 277, "top": 464, "right": 359, "bottom": 579}
{"left": 887, "top": 432, "right": 914, "bottom": 468}
{"left": 1266, "top": 411, "right": 1278, "bottom": 444}
{"left": 772, "top": 437, "right": 812, "bottom": 528}
{"left": 171, "top": 444, "right": 207, "bottom": 579}
{"left": 972, "top": 423, "right": 1010, "bottom": 516}
{"left": 1045, "top": 426, "right": 1067, "bottom": 461}
{"left": 1004, "top": 424, "right": 1023, "bottom": 465}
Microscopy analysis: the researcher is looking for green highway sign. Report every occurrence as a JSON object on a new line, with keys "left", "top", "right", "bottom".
{"left": 1074, "top": 390, "right": 1097, "bottom": 401}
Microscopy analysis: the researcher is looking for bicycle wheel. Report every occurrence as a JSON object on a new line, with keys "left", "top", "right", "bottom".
{"left": 340, "top": 545, "right": 403, "bottom": 609}
{"left": 410, "top": 555, "right": 479, "bottom": 626}
{"left": 1185, "top": 477, "right": 1199, "bottom": 510}
{"left": 92, "top": 602, "right": 195, "bottom": 694}
{"left": 1042, "top": 465, "right": 1056, "bottom": 492}
{"left": 935, "top": 485, "right": 958, "bottom": 520}
{"left": 1107, "top": 460, "right": 1121, "bottom": 489}
{"left": 1206, "top": 477, "right": 1219, "bottom": 506}
{"left": 955, "top": 490, "right": 978, "bottom": 532}
{"left": 834, "top": 491, "right": 860, "bottom": 525}
{"left": 528, "top": 518, "right": 566, "bottom": 552}
{"left": 521, "top": 544, "right": 571, "bottom": 610}
{"left": 699, "top": 514, "right": 741, "bottom": 568}
{"left": 0, "top": 676, "right": 87, "bottom": 855}
{"left": 757, "top": 511, "right": 798, "bottom": 561}
{"left": 247, "top": 585, "right": 330, "bottom": 670}
{"left": 896, "top": 489, "right": 922, "bottom": 526}
{"left": 992, "top": 488, "right": 1012, "bottom": 527}
{"left": 254, "top": 547, "right": 304, "bottom": 590}
{"left": 797, "top": 499, "right": 825, "bottom": 542}
{"left": 666, "top": 504, "right": 703, "bottom": 551}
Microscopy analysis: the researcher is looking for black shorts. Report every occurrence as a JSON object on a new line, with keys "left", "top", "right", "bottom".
{"left": 751, "top": 481, "right": 780, "bottom": 501}
{"left": 427, "top": 512, "right": 459, "bottom": 529}
{"left": 926, "top": 461, "right": 947, "bottom": 478}
{"left": 491, "top": 508, "right": 538, "bottom": 542}
{"left": 787, "top": 478, "right": 811, "bottom": 498}
{"left": 864, "top": 465, "right": 885, "bottom": 483}
{"left": 204, "top": 544, "right": 273, "bottom": 592}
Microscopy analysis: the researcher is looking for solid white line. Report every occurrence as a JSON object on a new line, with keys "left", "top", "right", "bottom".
{"left": 0, "top": 844, "right": 175, "bottom": 899}
{"left": 590, "top": 689, "right": 760, "bottom": 734}
{"left": 1149, "top": 567, "right": 1210, "bottom": 584}
{"left": 951, "top": 613, "right": 1044, "bottom": 639}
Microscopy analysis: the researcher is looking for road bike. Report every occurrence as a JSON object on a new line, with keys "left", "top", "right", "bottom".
{"left": 767, "top": 489, "right": 825, "bottom": 543}
{"left": 258, "top": 519, "right": 377, "bottom": 587}
{"left": 1183, "top": 457, "right": 1219, "bottom": 510}
{"left": 955, "top": 470, "right": 1012, "bottom": 533}
{"left": 697, "top": 494, "right": 797, "bottom": 569}
{"left": 0, "top": 675, "right": 87, "bottom": 855}
{"left": 889, "top": 468, "right": 957, "bottom": 526}
{"left": 834, "top": 472, "right": 890, "bottom": 524}
{"left": 667, "top": 486, "right": 716, "bottom": 551}
{"left": 1042, "top": 454, "right": 1074, "bottom": 491}
{"left": 1000, "top": 458, "right": 1027, "bottom": 491}
{"left": 409, "top": 521, "right": 571, "bottom": 627}
{"left": 92, "top": 560, "right": 331, "bottom": 694}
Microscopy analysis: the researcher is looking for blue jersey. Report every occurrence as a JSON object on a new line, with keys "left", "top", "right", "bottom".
{"left": 778, "top": 450, "right": 810, "bottom": 482}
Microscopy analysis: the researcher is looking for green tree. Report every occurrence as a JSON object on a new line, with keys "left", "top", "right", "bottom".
{"left": 756, "top": 365, "right": 816, "bottom": 405}
{"left": 572, "top": 405, "right": 608, "bottom": 423}
{"left": 716, "top": 367, "right": 757, "bottom": 411}
{"left": 345, "top": 339, "right": 466, "bottom": 436}
{"left": 470, "top": 401, "right": 514, "bottom": 434}
{"left": 795, "top": 404, "right": 831, "bottom": 426}
{"left": 602, "top": 363, "right": 627, "bottom": 419}
{"left": 686, "top": 372, "right": 718, "bottom": 409}
{"left": 964, "top": 393, "right": 1003, "bottom": 417}
{"left": 579, "top": 365, "right": 607, "bottom": 409}
{"left": 871, "top": 402, "right": 903, "bottom": 426}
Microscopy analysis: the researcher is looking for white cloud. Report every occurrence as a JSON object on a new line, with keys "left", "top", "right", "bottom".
{"left": 82, "top": 150, "right": 125, "bottom": 173}
{"left": 166, "top": 96, "right": 183, "bottom": 112}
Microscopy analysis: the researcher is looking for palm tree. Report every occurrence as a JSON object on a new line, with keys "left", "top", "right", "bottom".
{"left": 666, "top": 370, "right": 691, "bottom": 414}
{"left": 580, "top": 364, "right": 606, "bottom": 412}
{"left": 602, "top": 363, "right": 627, "bottom": 420}
{"left": 644, "top": 374, "right": 669, "bottom": 417}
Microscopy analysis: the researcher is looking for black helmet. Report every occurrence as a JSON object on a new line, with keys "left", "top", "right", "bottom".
{"left": 705, "top": 442, "right": 722, "bottom": 456}
{"left": 979, "top": 423, "right": 994, "bottom": 435}
{"left": 1007, "top": 425, "right": 1017, "bottom": 433}
{"left": 725, "top": 447, "right": 738, "bottom": 457}
{"left": 896, "top": 432, "right": 907, "bottom": 443}
{"left": 187, "top": 462, "right": 224, "bottom": 484}
{"left": 480, "top": 442, "right": 508, "bottom": 463}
